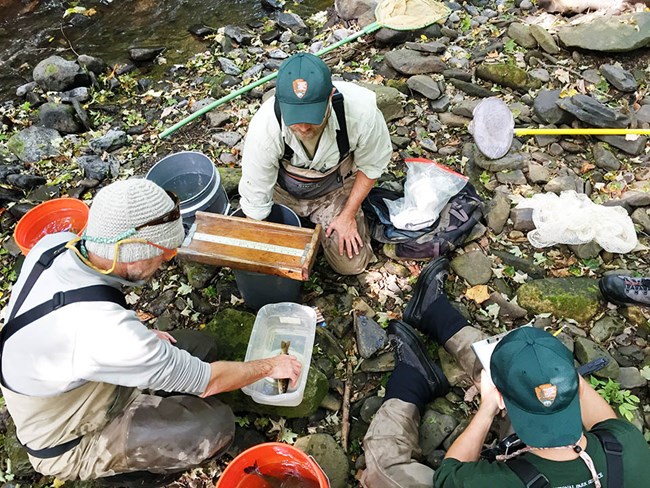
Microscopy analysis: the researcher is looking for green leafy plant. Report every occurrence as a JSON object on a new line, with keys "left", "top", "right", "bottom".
{"left": 589, "top": 377, "right": 640, "bottom": 422}
{"left": 503, "top": 38, "right": 518, "bottom": 54}
{"left": 479, "top": 171, "right": 491, "bottom": 186}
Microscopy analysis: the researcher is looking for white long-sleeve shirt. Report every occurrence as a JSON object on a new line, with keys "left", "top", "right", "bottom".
{"left": 239, "top": 81, "right": 393, "bottom": 220}
{"left": 2, "top": 232, "right": 210, "bottom": 397}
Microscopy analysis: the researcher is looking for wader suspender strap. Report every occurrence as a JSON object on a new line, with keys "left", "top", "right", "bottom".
{"left": 506, "top": 458, "right": 550, "bottom": 488}
{"left": 506, "top": 431, "right": 624, "bottom": 488}
{"left": 274, "top": 89, "right": 350, "bottom": 163}
{"left": 592, "top": 430, "right": 624, "bottom": 488}
{"left": 0, "top": 242, "right": 127, "bottom": 459}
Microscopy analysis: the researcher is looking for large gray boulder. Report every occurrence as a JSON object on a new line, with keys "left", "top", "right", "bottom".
{"left": 355, "top": 82, "right": 404, "bottom": 121}
{"left": 384, "top": 49, "right": 446, "bottom": 75}
{"left": 33, "top": 55, "right": 88, "bottom": 92}
{"left": 557, "top": 13, "right": 650, "bottom": 53}
{"left": 294, "top": 434, "right": 349, "bottom": 488}
{"left": 7, "top": 126, "right": 62, "bottom": 163}
{"left": 335, "top": 0, "right": 377, "bottom": 20}
{"left": 38, "top": 103, "right": 82, "bottom": 134}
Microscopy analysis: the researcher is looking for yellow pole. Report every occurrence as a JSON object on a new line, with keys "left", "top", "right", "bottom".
{"left": 515, "top": 128, "right": 650, "bottom": 136}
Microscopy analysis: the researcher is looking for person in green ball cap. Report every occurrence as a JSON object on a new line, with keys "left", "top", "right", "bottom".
{"left": 238, "top": 52, "right": 392, "bottom": 275}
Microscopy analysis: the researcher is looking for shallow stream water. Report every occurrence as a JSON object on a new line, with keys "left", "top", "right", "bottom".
{"left": 0, "top": 0, "right": 332, "bottom": 101}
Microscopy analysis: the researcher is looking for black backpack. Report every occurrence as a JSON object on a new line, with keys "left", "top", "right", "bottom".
{"left": 362, "top": 183, "right": 484, "bottom": 259}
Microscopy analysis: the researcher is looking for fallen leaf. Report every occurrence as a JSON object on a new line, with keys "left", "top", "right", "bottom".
{"left": 136, "top": 310, "right": 154, "bottom": 322}
{"left": 464, "top": 384, "right": 480, "bottom": 402}
{"left": 465, "top": 285, "right": 491, "bottom": 304}
{"left": 580, "top": 161, "right": 595, "bottom": 174}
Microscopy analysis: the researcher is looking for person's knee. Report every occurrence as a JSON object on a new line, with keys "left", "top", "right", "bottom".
{"left": 201, "top": 398, "right": 236, "bottom": 456}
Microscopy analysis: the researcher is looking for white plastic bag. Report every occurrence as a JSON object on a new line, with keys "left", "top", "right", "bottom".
{"left": 515, "top": 190, "right": 638, "bottom": 253}
{"left": 386, "top": 158, "right": 468, "bottom": 231}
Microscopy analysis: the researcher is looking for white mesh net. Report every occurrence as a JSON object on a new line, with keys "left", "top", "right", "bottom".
{"left": 375, "top": 0, "right": 451, "bottom": 30}
{"left": 516, "top": 191, "right": 638, "bottom": 253}
{"left": 468, "top": 98, "right": 515, "bottom": 160}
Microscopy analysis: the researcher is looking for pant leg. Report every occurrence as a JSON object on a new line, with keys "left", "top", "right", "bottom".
{"left": 79, "top": 393, "right": 235, "bottom": 479}
{"left": 273, "top": 176, "right": 374, "bottom": 275}
{"left": 170, "top": 329, "right": 220, "bottom": 363}
{"left": 361, "top": 398, "right": 435, "bottom": 488}
{"left": 444, "top": 326, "right": 489, "bottom": 385}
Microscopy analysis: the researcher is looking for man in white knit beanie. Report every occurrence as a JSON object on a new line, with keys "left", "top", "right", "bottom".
{"left": 0, "top": 179, "right": 301, "bottom": 487}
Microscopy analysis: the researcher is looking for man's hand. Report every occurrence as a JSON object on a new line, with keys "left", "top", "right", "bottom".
{"left": 267, "top": 354, "right": 302, "bottom": 389}
{"left": 153, "top": 330, "right": 177, "bottom": 343}
{"left": 478, "top": 370, "right": 503, "bottom": 418}
{"left": 326, "top": 212, "right": 363, "bottom": 258}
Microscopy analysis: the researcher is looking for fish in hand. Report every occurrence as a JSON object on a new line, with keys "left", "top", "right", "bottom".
{"left": 277, "top": 340, "right": 291, "bottom": 394}
{"left": 243, "top": 461, "right": 320, "bottom": 488}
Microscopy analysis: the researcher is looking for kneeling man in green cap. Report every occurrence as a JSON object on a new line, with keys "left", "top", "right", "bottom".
{"left": 238, "top": 53, "right": 392, "bottom": 275}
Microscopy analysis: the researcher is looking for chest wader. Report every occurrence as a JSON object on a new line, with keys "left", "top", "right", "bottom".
{"left": 0, "top": 242, "right": 136, "bottom": 461}
{"left": 506, "top": 429, "right": 623, "bottom": 488}
{"left": 275, "top": 89, "right": 354, "bottom": 200}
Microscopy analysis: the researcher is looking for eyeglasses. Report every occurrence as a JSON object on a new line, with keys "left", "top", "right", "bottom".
{"left": 134, "top": 191, "right": 181, "bottom": 231}
{"left": 66, "top": 237, "right": 178, "bottom": 275}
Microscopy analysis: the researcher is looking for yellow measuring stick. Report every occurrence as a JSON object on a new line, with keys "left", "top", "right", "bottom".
{"left": 515, "top": 128, "right": 650, "bottom": 136}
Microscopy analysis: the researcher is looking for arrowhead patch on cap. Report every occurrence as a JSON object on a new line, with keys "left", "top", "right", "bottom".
{"left": 293, "top": 79, "right": 308, "bottom": 99}
{"left": 535, "top": 383, "right": 558, "bottom": 407}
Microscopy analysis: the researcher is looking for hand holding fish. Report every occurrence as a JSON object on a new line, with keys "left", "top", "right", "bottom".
{"left": 268, "top": 353, "right": 302, "bottom": 389}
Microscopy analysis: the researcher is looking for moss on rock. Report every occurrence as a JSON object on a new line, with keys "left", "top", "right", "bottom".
{"left": 204, "top": 308, "right": 256, "bottom": 361}
{"left": 217, "top": 367, "right": 328, "bottom": 418}
{"left": 517, "top": 277, "right": 601, "bottom": 323}
{"left": 475, "top": 63, "right": 542, "bottom": 91}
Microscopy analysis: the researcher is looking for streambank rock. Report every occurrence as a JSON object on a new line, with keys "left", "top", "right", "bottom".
{"left": 295, "top": 434, "right": 349, "bottom": 488}
{"left": 335, "top": 0, "right": 376, "bottom": 20}
{"left": 356, "top": 82, "right": 404, "bottom": 121}
{"left": 534, "top": 90, "right": 573, "bottom": 125}
{"left": 557, "top": 13, "right": 650, "bottom": 53}
{"left": 384, "top": 49, "right": 446, "bottom": 75}
{"left": 517, "top": 278, "right": 601, "bottom": 322}
{"left": 600, "top": 64, "right": 637, "bottom": 93}
{"left": 278, "top": 12, "right": 308, "bottom": 34}
{"left": 475, "top": 63, "right": 542, "bottom": 91}
{"left": 7, "top": 126, "right": 61, "bottom": 163}
{"left": 38, "top": 103, "right": 82, "bottom": 134}
{"left": 451, "top": 251, "right": 492, "bottom": 285}
{"left": 574, "top": 337, "right": 620, "bottom": 379}
{"left": 75, "top": 154, "right": 120, "bottom": 181}
{"left": 556, "top": 95, "right": 630, "bottom": 128}
{"left": 419, "top": 410, "right": 458, "bottom": 456}
{"left": 33, "top": 55, "right": 89, "bottom": 92}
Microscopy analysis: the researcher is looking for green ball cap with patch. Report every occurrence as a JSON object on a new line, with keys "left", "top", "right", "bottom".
{"left": 276, "top": 53, "right": 333, "bottom": 126}
{"left": 490, "top": 327, "right": 582, "bottom": 448}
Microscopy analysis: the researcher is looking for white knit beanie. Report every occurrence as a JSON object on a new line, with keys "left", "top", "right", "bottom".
{"left": 84, "top": 179, "right": 185, "bottom": 262}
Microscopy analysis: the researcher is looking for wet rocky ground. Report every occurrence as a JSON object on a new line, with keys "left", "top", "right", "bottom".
{"left": 0, "top": 0, "right": 649, "bottom": 486}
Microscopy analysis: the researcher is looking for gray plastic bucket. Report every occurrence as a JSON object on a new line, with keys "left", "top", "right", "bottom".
{"left": 232, "top": 204, "right": 303, "bottom": 310}
{"left": 145, "top": 151, "right": 230, "bottom": 227}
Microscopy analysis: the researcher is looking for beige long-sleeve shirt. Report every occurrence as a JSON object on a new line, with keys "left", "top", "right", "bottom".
{"left": 239, "top": 81, "right": 393, "bottom": 220}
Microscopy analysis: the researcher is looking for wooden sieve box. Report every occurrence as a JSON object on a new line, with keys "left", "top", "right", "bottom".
{"left": 178, "top": 211, "right": 321, "bottom": 281}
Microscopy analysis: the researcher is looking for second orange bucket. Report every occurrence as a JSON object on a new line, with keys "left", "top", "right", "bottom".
{"left": 13, "top": 198, "right": 89, "bottom": 256}
{"left": 216, "top": 442, "right": 329, "bottom": 488}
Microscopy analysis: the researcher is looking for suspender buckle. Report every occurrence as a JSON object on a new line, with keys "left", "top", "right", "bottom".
{"left": 527, "top": 473, "right": 549, "bottom": 488}
{"left": 52, "top": 292, "right": 65, "bottom": 309}
{"left": 602, "top": 439, "right": 623, "bottom": 455}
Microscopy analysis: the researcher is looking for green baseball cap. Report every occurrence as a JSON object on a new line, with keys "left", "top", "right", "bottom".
{"left": 275, "top": 53, "right": 333, "bottom": 126}
{"left": 490, "top": 327, "right": 582, "bottom": 448}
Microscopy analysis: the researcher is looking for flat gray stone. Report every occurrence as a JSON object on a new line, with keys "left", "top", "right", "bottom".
{"left": 89, "top": 129, "right": 128, "bottom": 153}
{"left": 556, "top": 94, "right": 630, "bottom": 128}
{"left": 419, "top": 410, "right": 458, "bottom": 456}
{"left": 507, "top": 22, "right": 537, "bottom": 48}
{"left": 218, "top": 57, "right": 241, "bottom": 76}
{"left": 407, "top": 75, "right": 442, "bottom": 100}
{"left": 473, "top": 146, "right": 525, "bottom": 172}
{"left": 360, "top": 352, "right": 395, "bottom": 373}
{"left": 596, "top": 135, "right": 648, "bottom": 156}
{"left": 485, "top": 191, "right": 511, "bottom": 234}
{"left": 496, "top": 170, "right": 527, "bottom": 185}
{"left": 510, "top": 207, "right": 535, "bottom": 232}
{"left": 212, "top": 131, "right": 242, "bottom": 147}
{"left": 451, "top": 250, "right": 493, "bottom": 285}
{"left": 590, "top": 316, "right": 625, "bottom": 343}
{"left": 486, "top": 292, "right": 528, "bottom": 320}
{"left": 385, "top": 49, "right": 446, "bottom": 75}
{"left": 294, "top": 434, "right": 349, "bottom": 488}
{"left": 449, "top": 78, "right": 493, "bottom": 98}
{"left": 574, "top": 337, "right": 620, "bottom": 379}
{"left": 277, "top": 12, "right": 309, "bottom": 34}
{"left": 527, "top": 161, "right": 552, "bottom": 184}
{"left": 356, "top": 82, "right": 404, "bottom": 122}
{"left": 557, "top": 13, "right": 650, "bottom": 53}
{"left": 354, "top": 314, "right": 387, "bottom": 359}
{"left": 7, "top": 126, "right": 62, "bottom": 163}
{"left": 592, "top": 142, "right": 621, "bottom": 171}
{"left": 38, "top": 103, "right": 81, "bottom": 134}
{"left": 529, "top": 24, "right": 560, "bottom": 54}
{"left": 617, "top": 367, "right": 647, "bottom": 389}
{"left": 75, "top": 154, "right": 120, "bottom": 181}
{"left": 544, "top": 175, "right": 580, "bottom": 194}
{"left": 534, "top": 89, "right": 574, "bottom": 125}
{"left": 600, "top": 64, "right": 637, "bottom": 92}
{"left": 568, "top": 241, "right": 602, "bottom": 259}
{"left": 360, "top": 396, "right": 384, "bottom": 423}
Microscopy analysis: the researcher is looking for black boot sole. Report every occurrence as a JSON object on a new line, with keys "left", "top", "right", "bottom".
{"left": 403, "top": 257, "right": 449, "bottom": 328}
{"left": 388, "top": 320, "right": 450, "bottom": 398}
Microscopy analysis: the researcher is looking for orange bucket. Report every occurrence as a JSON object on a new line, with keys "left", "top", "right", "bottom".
{"left": 216, "top": 442, "right": 329, "bottom": 488}
{"left": 14, "top": 198, "right": 89, "bottom": 256}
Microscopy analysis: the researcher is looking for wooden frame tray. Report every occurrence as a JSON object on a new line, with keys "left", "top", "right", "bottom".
{"left": 178, "top": 211, "right": 321, "bottom": 281}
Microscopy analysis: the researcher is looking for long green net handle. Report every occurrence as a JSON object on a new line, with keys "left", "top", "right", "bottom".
{"left": 159, "top": 0, "right": 451, "bottom": 139}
